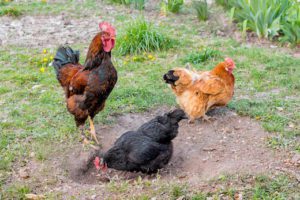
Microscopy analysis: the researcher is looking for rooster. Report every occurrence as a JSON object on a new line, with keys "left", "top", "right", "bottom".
{"left": 52, "top": 22, "right": 117, "bottom": 144}
{"left": 93, "top": 109, "right": 186, "bottom": 173}
{"left": 163, "top": 58, "right": 235, "bottom": 123}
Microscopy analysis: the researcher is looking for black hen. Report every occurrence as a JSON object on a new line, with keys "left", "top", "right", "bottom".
{"left": 94, "top": 109, "right": 186, "bottom": 174}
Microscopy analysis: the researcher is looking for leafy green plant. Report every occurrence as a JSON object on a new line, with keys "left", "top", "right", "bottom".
{"left": 280, "top": 21, "right": 300, "bottom": 46}
{"left": 231, "top": 0, "right": 291, "bottom": 39}
{"left": 0, "top": 7, "right": 22, "bottom": 17}
{"left": 117, "top": 19, "right": 176, "bottom": 55}
{"left": 161, "top": 0, "right": 184, "bottom": 14}
{"left": 192, "top": 0, "right": 209, "bottom": 21}
{"left": 182, "top": 48, "right": 219, "bottom": 64}
{"left": 215, "top": 0, "right": 233, "bottom": 9}
{"left": 280, "top": 2, "right": 300, "bottom": 46}
{"left": 218, "top": 0, "right": 300, "bottom": 45}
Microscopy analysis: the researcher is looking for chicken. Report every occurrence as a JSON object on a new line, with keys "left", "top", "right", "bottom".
{"left": 52, "top": 22, "right": 117, "bottom": 144}
{"left": 93, "top": 109, "right": 186, "bottom": 174}
{"left": 163, "top": 58, "right": 235, "bottom": 123}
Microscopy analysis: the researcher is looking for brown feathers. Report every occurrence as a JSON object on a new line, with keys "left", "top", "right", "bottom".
{"left": 164, "top": 58, "right": 235, "bottom": 123}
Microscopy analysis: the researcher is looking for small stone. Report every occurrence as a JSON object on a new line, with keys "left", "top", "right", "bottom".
{"left": 291, "top": 154, "right": 300, "bottom": 166}
{"left": 30, "top": 152, "right": 35, "bottom": 158}
{"left": 288, "top": 123, "right": 295, "bottom": 128}
{"left": 19, "top": 168, "right": 30, "bottom": 179}
{"left": 234, "top": 193, "right": 243, "bottom": 200}
{"left": 176, "top": 196, "right": 185, "bottom": 200}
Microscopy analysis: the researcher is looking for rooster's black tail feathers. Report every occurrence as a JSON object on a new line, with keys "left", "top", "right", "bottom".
{"left": 52, "top": 45, "right": 80, "bottom": 75}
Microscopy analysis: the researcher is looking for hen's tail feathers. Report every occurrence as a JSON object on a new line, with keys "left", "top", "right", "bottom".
{"left": 167, "top": 109, "right": 188, "bottom": 122}
{"left": 52, "top": 45, "right": 80, "bottom": 75}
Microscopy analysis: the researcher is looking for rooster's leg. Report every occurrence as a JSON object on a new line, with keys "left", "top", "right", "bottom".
{"left": 88, "top": 116, "right": 99, "bottom": 144}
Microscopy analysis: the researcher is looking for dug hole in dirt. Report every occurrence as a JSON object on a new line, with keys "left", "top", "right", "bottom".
{"left": 63, "top": 106, "right": 290, "bottom": 185}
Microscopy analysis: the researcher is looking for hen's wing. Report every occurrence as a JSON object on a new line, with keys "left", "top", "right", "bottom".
{"left": 127, "top": 139, "right": 162, "bottom": 165}
{"left": 196, "top": 74, "right": 225, "bottom": 95}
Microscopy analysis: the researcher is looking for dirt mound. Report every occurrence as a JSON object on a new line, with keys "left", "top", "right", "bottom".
{"left": 64, "top": 107, "right": 286, "bottom": 184}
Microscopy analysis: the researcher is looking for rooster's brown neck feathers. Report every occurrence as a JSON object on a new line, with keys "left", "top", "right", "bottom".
{"left": 84, "top": 33, "right": 111, "bottom": 70}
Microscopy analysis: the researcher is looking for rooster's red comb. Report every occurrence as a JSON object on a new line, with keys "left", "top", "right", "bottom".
{"left": 225, "top": 57, "right": 235, "bottom": 67}
{"left": 99, "top": 22, "right": 116, "bottom": 36}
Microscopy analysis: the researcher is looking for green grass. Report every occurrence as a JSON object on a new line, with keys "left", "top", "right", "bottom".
{"left": 117, "top": 19, "right": 177, "bottom": 55}
{"left": 0, "top": 0, "right": 107, "bottom": 16}
{"left": 182, "top": 48, "right": 220, "bottom": 64}
{"left": 0, "top": 7, "right": 22, "bottom": 17}
{"left": 1, "top": 184, "right": 31, "bottom": 200}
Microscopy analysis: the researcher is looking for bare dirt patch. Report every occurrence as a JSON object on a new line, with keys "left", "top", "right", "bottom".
{"left": 6, "top": 107, "right": 299, "bottom": 198}
{"left": 91, "top": 107, "right": 288, "bottom": 183}
{"left": 63, "top": 106, "right": 300, "bottom": 187}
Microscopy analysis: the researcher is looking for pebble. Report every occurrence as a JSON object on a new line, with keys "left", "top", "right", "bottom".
{"left": 19, "top": 168, "right": 30, "bottom": 179}
{"left": 291, "top": 154, "right": 300, "bottom": 166}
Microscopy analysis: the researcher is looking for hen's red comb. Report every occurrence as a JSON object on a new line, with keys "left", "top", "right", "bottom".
{"left": 225, "top": 57, "right": 235, "bottom": 67}
{"left": 99, "top": 22, "right": 116, "bottom": 36}
{"left": 94, "top": 156, "right": 100, "bottom": 170}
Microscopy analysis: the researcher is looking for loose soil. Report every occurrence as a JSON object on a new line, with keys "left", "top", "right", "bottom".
{"left": 7, "top": 107, "right": 298, "bottom": 198}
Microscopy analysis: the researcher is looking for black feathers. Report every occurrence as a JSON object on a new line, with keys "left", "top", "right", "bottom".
{"left": 163, "top": 70, "right": 179, "bottom": 85}
{"left": 52, "top": 45, "right": 80, "bottom": 75}
{"left": 99, "top": 109, "right": 186, "bottom": 174}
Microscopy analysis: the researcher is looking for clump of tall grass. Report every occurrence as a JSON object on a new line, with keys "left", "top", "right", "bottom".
{"left": 131, "top": 0, "right": 145, "bottom": 10}
{"left": 161, "top": 0, "right": 184, "bottom": 14}
{"left": 117, "top": 19, "right": 177, "bottom": 55}
{"left": 182, "top": 48, "right": 220, "bottom": 64}
{"left": 192, "top": 0, "right": 209, "bottom": 21}
{"left": 107, "top": 0, "right": 131, "bottom": 5}
{"left": 107, "top": 0, "right": 145, "bottom": 10}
